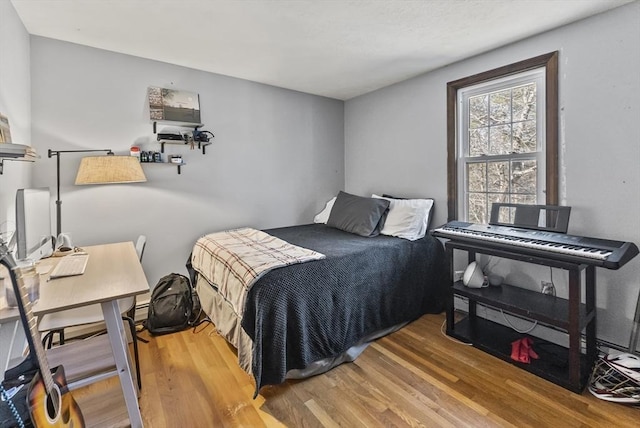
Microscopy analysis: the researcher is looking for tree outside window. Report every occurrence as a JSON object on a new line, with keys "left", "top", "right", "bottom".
{"left": 446, "top": 52, "right": 558, "bottom": 223}
{"left": 464, "top": 79, "right": 541, "bottom": 223}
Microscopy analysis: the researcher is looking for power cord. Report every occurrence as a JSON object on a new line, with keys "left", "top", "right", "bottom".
{"left": 457, "top": 286, "right": 538, "bottom": 334}
{"left": 440, "top": 318, "right": 472, "bottom": 345}
{"left": 501, "top": 310, "right": 538, "bottom": 334}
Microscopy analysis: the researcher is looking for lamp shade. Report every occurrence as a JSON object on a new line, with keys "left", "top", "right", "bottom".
{"left": 75, "top": 155, "right": 146, "bottom": 185}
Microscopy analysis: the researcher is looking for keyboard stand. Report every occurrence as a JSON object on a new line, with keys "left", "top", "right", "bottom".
{"left": 443, "top": 239, "right": 597, "bottom": 393}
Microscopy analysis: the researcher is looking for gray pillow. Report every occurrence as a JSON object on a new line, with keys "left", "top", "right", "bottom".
{"left": 327, "top": 191, "right": 390, "bottom": 237}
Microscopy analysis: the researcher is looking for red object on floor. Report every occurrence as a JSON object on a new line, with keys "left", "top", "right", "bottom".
{"left": 510, "top": 337, "right": 539, "bottom": 364}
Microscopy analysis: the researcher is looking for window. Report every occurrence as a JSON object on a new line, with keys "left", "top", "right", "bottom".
{"left": 446, "top": 52, "right": 558, "bottom": 223}
{"left": 460, "top": 70, "right": 545, "bottom": 223}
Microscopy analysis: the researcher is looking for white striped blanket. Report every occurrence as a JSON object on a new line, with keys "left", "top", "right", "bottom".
{"left": 191, "top": 227, "right": 325, "bottom": 317}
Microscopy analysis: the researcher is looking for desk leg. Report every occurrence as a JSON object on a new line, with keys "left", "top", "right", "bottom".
{"left": 102, "top": 300, "right": 143, "bottom": 428}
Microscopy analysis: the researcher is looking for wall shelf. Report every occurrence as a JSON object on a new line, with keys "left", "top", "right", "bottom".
{"left": 0, "top": 143, "right": 38, "bottom": 174}
{"left": 141, "top": 160, "right": 186, "bottom": 174}
{"left": 147, "top": 121, "right": 213, "bottom": 174}
{"left": 157, "top": 139, "right": 211, "bottom": 154}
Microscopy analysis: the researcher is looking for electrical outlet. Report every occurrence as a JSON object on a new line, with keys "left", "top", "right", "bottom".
{"left": 541, "top": 281, "right": 555, "bottom": 295}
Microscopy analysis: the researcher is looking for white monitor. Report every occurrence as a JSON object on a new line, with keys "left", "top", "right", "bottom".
{"left": 15, "top": 188, "right": 54, "bottom": 261}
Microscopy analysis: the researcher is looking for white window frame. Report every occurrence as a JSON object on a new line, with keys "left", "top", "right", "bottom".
{"left": 457, "top": 69, "right": 546, "bottom": 223}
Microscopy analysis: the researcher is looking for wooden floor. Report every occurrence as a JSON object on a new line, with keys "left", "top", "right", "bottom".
{"left": 80, "top": 313, "right": 639, "bottom": 427}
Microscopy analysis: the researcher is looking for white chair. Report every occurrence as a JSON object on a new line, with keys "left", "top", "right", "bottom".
{"left": 38, "top": 235, "right": 146, "bottom": 389}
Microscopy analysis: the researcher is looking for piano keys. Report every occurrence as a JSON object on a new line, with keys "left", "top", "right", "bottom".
{"left": 431, "top": 221, "right": 639, "bottom": 270}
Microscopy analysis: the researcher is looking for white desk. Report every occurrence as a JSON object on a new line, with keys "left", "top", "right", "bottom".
{"left": 31, "top": 241, "right": 149, "bottom": 428}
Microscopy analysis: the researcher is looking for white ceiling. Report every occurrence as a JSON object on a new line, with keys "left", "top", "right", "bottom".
{"left": 10, "top": 0, "right": 634, "bottom": 100}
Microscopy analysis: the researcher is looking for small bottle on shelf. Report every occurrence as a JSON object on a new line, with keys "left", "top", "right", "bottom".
{"left": 130, "top": 146, "right": 141, "bottom": 161}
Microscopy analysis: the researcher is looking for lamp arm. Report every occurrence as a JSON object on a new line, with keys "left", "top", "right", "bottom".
{"left": 47, "top": 148, "right": 113, "bottom": 237}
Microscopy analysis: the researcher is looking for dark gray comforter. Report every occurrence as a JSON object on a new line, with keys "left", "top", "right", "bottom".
{"left": 235, "top": 223, "right": 449, "bottom": 396}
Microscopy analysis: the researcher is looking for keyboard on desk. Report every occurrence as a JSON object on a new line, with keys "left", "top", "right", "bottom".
{"left": 49, "top": 253, "right": 90, "bottom": 278}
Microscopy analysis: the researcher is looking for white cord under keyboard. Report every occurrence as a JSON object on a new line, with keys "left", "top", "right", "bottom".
{"left": 49, "top": 253, "right": 90, "bottom": 278}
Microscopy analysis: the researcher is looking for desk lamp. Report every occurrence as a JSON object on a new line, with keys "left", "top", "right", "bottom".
{"left": 48, "top": 149, "right": 146, "bottom": 237}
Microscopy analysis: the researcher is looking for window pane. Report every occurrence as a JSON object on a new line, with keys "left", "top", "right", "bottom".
{"left": 467, "top": 162, "right": 486, "bottom": 191}
{"left": 489, "top": 90, "right": 511, "bottom": 125}
{"left": 469, "top": 94, "right": 488, "bottom": 128}
{"left": 468, "top": 193, "right": 487, "bottom": 224}
{"left": 512, "top": 194, "right": 537, "bottom": 205}
{"left": 512, "top": 83, "right": 536, "bottom": 122}
{"left": 469, "top": 127, "right": 488, "bottom": 156}
{"left": 487, "top": 161, "right": 509, "bottom": 192}
{"left": 513, "top": 120, "right": 536, "bottom": 153}
{"left": 489, "top": 193, "right": 509, "bottom": 206}
{"left": 511, "top": 160, "right": 537, "bottom": 194}
{"left": 489, "top": 124, "right": 512, "bottom": 154}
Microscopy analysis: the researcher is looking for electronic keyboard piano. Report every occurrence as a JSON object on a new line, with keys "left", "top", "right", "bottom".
{"left": 432, "top": 221, "right": 638, "bottom": 270}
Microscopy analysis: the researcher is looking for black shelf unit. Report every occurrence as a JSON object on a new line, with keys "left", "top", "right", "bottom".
{"left": 444, "top": 240, "right": 597, "bottom": 393}
{"left": 453, "top": 317, "right": 591, "bottom": 390}
{"left": 151, "top": 121, "right": 212, "bottom": 174}
{"left": 452, "top": 282, "right": 592, "bottom": 331}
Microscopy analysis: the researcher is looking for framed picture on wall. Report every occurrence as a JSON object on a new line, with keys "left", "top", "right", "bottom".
{"left": 0, "top": 113, "right": 12, "bottom": 143}
{"left": 148, "top": 87, "right": 201, "bottom": 124}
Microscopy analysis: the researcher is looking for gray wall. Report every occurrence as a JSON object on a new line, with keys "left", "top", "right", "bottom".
{"left": 28, "top": 38, "right": 344, "bottom": 288}
{"left": 0, "top": 0, "right": 32, "bottom": 219}
{"left": 345, "top": 2, "right": 640, "bottom": 349}
{"left": 0, "top": 0, "right": 31, "bottom": 380}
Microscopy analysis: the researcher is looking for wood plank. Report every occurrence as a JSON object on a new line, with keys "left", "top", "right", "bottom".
{"left": 72, "top": 313, "right": 640, "bottom": 427}
{"left": 72, "top": 378, "right": 129, "bottom": 428}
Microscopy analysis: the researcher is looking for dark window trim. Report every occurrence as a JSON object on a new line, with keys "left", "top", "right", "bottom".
{"left": 446, "top": 51, "right": 559, "bottom": 222}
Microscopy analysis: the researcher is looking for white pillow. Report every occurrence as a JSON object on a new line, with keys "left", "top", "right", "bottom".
{"left": 313, "top": 197, "right": 336, "bottom": 224}
{"left": 372, "top": 194, "right": 434, "bottom": 240}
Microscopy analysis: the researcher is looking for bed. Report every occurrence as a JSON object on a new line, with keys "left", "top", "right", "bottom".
{"left": 188, "top": 192, "right": 449, "bottom": 396}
